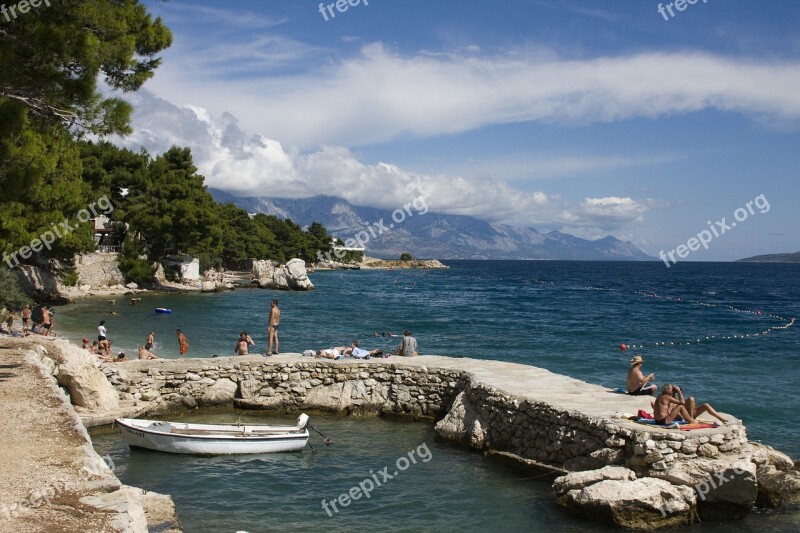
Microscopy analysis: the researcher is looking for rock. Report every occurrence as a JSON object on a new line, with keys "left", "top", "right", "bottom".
{"left": 140, "top": 390, "right": 160, "bottom": 402}
{"left": 284, "top": 258, "right": 314, "bottom": 290}
{"left": 750, "top": 442, "right": 795, "bottom": 471}
{"left": 253, "top": 258, "right": 314, "bottom": 291}
{"left": 756, "top": 464, "right": 800, "bottom": 508}
{"left": 80, "top": 485, "right": 148, "bottom": 532}
{"left": 553, "top": 466, "right": 636, "bottom": 495}
{"left": 434, "top": 391, "right": 483, "bottom": 448}
{"left": 125, "top": 282, "right": 139, "bottom": 290}
{"left": 45, "top": 341, "right": 119, "bottom": 410}
{"left": 652, "top": 458, "right": 757, "bottom": 520}
{"left": 303, "top": 382, "right": 352, "bottom": 412}
{"left": 139, "top": 488, "right": 182, "bottom": 533}
{"left": 557, "top": 477, "right": 696, "bottom": 529}
{"left": 200, "top": 280, "right": 217, "bottom": 293}
{"left": 14, "top": 265, "right": 70, "bottom": 303}
{"left": 237, "top": 379, "right": 262, "bottom": 399}
{"left": 198, "top": 378, "right": 237, "bottom": 406}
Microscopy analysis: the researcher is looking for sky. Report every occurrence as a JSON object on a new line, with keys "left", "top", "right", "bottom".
{"left": 116, "top": 0, "right": 800, "bottom": 260}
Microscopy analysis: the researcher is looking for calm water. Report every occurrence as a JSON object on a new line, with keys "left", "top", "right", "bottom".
{"left": 61, "top": 261, "right": 800, "bottom": 531}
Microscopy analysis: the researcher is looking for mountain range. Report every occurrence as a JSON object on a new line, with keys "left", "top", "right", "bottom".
{"left": 210, "top": 189, "right": 654, "bottom": 261}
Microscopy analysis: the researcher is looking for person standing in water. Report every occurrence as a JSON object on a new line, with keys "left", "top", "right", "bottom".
{"left": 267, "top": 299, "right": 280, "bottom": 356}
{"left": 176, "top": 329, "right": 189, "bottom": 356}
{"left": 145, "top": 331, "right": 155, "bottom": 351}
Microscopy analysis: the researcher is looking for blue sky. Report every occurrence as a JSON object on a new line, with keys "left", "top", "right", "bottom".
{"left": 121, "top": 0, "right": 800, "bottom": 260}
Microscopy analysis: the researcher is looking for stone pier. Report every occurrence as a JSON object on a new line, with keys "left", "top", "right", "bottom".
{"left": 6, "top": 335, "right": 799, "bottom": 530}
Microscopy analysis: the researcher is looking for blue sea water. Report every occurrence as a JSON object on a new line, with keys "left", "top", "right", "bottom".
{"left": 64, "top": 260, "right": 800, "bottom": 531}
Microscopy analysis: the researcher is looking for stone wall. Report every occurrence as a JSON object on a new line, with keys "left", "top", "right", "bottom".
{"left": 433, "top": 381, "right": 747, "bottom": 475}
{"left": 103, "top": 359, "right": 464, "bottom": 417}
{"left": 74, "top": 252, "right": 125, "bottom": 288}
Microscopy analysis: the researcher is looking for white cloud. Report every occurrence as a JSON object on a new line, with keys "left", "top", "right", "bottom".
{"left": 148, "top": 43, "right": 800, "bottom": 148}
{"left": 113, "top": 91, "right": 649, "bottom": 232}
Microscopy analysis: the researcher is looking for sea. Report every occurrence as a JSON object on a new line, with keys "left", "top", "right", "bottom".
{"left": 55, "top": 260, "right": 800, "bottom": 532}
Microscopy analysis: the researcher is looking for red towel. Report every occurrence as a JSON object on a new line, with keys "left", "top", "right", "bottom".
{"left": 638, "top": 409, "right": 654, "bottom": 420}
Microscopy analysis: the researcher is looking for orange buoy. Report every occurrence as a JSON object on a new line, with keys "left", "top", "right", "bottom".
{"left": 619, "top": 343, "right": 628, "bottom": 351}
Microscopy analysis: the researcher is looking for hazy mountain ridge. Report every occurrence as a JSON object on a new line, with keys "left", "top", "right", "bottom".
{"left": 736, "top": 251, "right": 800, "bottom": 263}
{"left": 210, "top": 189, "right": 654, "bottom": 260}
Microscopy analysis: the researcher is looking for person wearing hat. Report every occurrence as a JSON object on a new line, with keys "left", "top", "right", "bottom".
{"left": 82, "top": 338, "right": 90, "bottom": 350}
{"left": 626, "top": 355, "right": 657, "bottom": 395}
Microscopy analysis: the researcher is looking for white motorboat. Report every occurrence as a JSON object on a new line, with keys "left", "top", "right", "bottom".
{"left": 115, "top": 414, "right": 310, "bottom": 455}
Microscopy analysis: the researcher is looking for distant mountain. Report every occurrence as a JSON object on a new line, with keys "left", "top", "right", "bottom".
{"left": 736, "top": 251, "right": 800, "bottom": 263}
{"left": 210, "top": 189, "right": 654, "bottom": 261}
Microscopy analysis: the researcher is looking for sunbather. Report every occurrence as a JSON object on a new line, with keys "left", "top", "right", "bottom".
{"left": 317, "top": 347, "right": 346, "bottom": 359}
{"left": 345, "top": 341, "right": 384, "bottom": 359}
{"left": 672, "top": 384, "right": 728, "bottom": 425}
{"left": 653, "top": 384, "right": 697, "bottom": 426}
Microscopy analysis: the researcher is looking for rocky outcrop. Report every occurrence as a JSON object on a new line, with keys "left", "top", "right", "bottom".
{"left": 652, "top": 457, "right": 757, "bottom": 520}
{"left": 14, "top": 264, "right": 70, "bottom": 303}
{"left": 33, "top": 339, "right": 119, "bottom": 411}
{"left": 253, "top": 258, "right": 314, "bottom": 291}
{"left": 554, "top": 469, "right": 696, "bottom": 529}
{"left": 750, "top": 442, "right": 800, "bottom": 508}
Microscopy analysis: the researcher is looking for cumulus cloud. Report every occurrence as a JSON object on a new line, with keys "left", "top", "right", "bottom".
{"left": 112, "top": 91, "right": 648, "bottom": 232}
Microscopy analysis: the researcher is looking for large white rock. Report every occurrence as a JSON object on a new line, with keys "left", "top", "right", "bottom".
{"left": 45, "top": 341, "right": 119, "bottom": 410}
{"left": 756, "top": 464, "right": 800, "bottom": 508}
{"left": 559, "top": 477, "right": 696, "bottom": 529}
{"left": 198, "top": 378, "right": 237, "bottom": 406}
{"left": 652, "top": 457, "right": 757, "bottom": 520}
{"left": 284, "top": 258, "right": 314, "bottom": 290}
{"left": 434, "top": 390, "right": 485, "bottom": 448}
{"left": 553, "top": 466, "right": 636, "bottom": 495}
{"left": 253, "top": 258, "right": 314, "bottom": 291}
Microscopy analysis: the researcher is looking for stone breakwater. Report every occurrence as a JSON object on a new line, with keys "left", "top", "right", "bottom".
{"left": 95, "top": 354, "right": 800, "bottom": 529}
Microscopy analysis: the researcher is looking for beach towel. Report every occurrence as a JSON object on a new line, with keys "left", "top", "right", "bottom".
{"left": 678, "top": 422, "right": 718, "bottom": 431}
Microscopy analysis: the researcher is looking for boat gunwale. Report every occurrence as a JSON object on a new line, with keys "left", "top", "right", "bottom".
{"left": 115, "top": 418, "right": 310, "bottom": 441}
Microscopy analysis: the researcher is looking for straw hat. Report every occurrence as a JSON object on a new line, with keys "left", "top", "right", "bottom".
{"left": 629, "top": 355, "right": 643, "bottom": 366}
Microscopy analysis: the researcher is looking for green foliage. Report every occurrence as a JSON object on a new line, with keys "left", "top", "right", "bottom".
{"left": 124, "top": 147, "right": 223, "bottom": 261}
{"left": 400, "top": 252, "right": 413, "bottom": 261}
{"left": 60, "top": 269, "right": 79, "bottom": 287}
{"left": 0, "top": 0, "right": 172, "bottom": 135}
{"left": 0, "top": 0, "right": 171, "bottom": 267}
{"left": 0, "top": 268, "right": 28, "bottom": 309}
{"left": 338, "top": 250, "right": 364, "bottom": 263}
{"left": 118, "top": 236, "right": 155, "bottom": 285}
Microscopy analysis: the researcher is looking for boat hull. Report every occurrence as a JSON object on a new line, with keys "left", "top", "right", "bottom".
{"left": 116, "top": 417, "right": 309, "bottom": 455}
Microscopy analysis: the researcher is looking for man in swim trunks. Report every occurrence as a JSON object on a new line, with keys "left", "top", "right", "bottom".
{"left": 145, "top": 331, "right": 154, "bottom": 350}
{"left": 653, "top": 384, "right": 696, "bottom": 425}
{"left": 176, "top": 329, "right": 189, "bottom": 356}
{"left": 267, "top": 299, "right": 280, "bottom": 355}
{"left": 41, "top": 307, "right": 53, "bottom": 336}
{"left": 21, "top": 305, "right": 31, "bottom": 336}
{"left": 627, "top": 355, "right": 657, "bottom": 395}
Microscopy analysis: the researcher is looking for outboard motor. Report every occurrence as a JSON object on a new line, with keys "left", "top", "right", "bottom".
{"left": 296, "top": 413, "right": 310, "bottom": 430}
